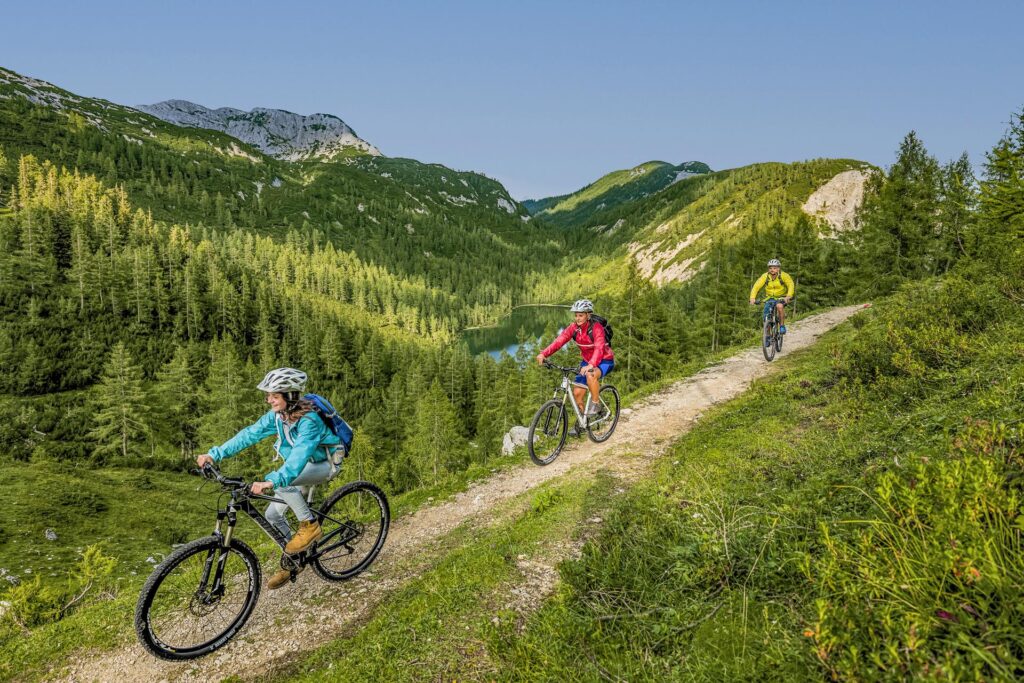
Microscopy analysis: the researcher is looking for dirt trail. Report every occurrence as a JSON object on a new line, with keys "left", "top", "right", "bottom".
{"left": 60, "top": 304, "right": 866, "bottom": 683}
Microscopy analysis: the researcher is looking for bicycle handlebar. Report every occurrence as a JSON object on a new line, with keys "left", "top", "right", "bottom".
{"left": 196, "top": 463, "right": 252, "bottom": 492}
{"left": 542, "top": 360, "right": 578, "bottom": 374}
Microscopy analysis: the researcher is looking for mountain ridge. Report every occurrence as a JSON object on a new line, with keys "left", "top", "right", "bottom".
{"left": 524, "top": 160, "right": 711, "bottom": 228}
{"left": 136, "top": 99, "right": 381, "bottom": 161}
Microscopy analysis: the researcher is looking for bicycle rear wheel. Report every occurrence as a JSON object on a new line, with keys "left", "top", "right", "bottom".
{"left": 135, "top": 536, "right": 260, "bottom": 660}
{"left": 312, "top": 481, "right": 390, "bottom": 581}
{"left": 587, "top": 385, "right": 620, "bottom": 443}
{"left": 762, "top": 317, "right": 776, "bottom": 361}
{"left": 528, "top": 399, "right": 568, "bottom": 465}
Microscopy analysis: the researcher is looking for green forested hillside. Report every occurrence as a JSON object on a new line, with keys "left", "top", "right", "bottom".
{"left": 534, "top": 158, "right": 872, "bottom": 357}
{"left": 0, "top": 67, "right": 543, "bottom": 323}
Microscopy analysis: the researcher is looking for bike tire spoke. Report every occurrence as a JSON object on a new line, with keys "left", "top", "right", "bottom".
{"left": 144, "top": 544, "right": 256, "bottom": 653}
{"left": 313, "top": 485, "right": 388, "bottom": 580}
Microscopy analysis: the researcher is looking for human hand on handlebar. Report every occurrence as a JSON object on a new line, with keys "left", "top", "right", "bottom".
{"left": 749, "top": 299, "right": 756, "bottom": 306}
{"left": 536, "top": 353, "right": 545, "bottom": 366}
{"left": 250, "top": 481, "right": 273, "bottom": 495}
{"left": 196, "top": 453, "right": 214, "bottom": 468}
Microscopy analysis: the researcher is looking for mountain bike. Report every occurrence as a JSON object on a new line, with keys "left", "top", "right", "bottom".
{"left": 134, "top": 463, "right": 389, "bottom": 660}
{"left": 758, "top": 297, "right": 789, "bottom": 361}
{"left": 526, "top": 360, "right": 620, "bottom": 465}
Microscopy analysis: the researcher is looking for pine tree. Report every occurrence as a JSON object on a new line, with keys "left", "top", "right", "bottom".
{"left": 977, "top": 109, "right": 1024, "bottom": 282}
{"left": 854, "top": 132, "right": 942, "bottom": 296}
{"left": 405, "top": 379, "right": 465, "bottom": 485}
{"left": 473, "top": 355, "right": 505, "bottom": 461}
{"left": 154, "top": 344, "right": 200, "bottom": 459}
{"left": 937, "top": 153, "right": 977, "bottom": 273}
{"left": 198, "top": 338, "right": 253, "bottom": 449}
{"left": 89, "top": 342, "right": 151, "bottom": 462}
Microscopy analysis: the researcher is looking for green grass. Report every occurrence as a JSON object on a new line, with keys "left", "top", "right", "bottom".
{"left": 0, "top": 463, "right": 217, "bottom": 585}
{"left": 485, "top": 275, "right": 1024, "bottom": 681}
{"left": 271, "top": 471, "right": 622, "bottom": 682}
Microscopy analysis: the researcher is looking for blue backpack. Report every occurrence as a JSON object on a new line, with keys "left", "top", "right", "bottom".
{"left": 304, "top": 393, "right": 354, "bottom": 454}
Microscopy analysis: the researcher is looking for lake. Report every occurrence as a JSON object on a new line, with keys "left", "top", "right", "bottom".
{"left": 461, "top": 305, "right": 572, "bottom": 359}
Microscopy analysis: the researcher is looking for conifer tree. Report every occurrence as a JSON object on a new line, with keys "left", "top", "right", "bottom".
{"left": 977, "top": 109, "right": 1024, "bottom": 282}
{"left": 854, "top": 131, "right": 941, "bottom": 296}
{"left": 198, "top": 338, "right": 252, "bottom": 449}
{"left": 405, "top": 379, "right": 465, "bottom": 485}
{"left": 155, "top": 344, "right": 200, "bottom": 459}
{"left": 89, "top": 342, "right": 152, "bottom": 462}
{"left": 937, "top": 153, "right": 977, "bottom": 273}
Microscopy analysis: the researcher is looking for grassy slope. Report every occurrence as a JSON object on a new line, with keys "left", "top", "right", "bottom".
{"left": 273, "top": 472, "right": 625, "bottom": 683}
{"left": 0, "top": 448, "right": 530, "bottom": 682}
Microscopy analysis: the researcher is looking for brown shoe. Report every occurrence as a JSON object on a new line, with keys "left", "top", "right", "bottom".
{"left": 267, "top": 569, "right": 292, "bottom": 590}
{"left": 267, "top": 564, "right": 305, "bottom": 590}
{"left": 284, "top": 520, "right": 323, "bottom": 554}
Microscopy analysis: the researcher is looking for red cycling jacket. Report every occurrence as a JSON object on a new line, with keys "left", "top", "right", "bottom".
{"left": 540, "top": 321, "right": 614, "bottom": 367}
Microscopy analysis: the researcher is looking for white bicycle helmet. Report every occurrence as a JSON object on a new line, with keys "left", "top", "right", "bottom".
{"left": 257, "top": 367, "right": 307, "bottom": 393}
{"left": 767, "top": 258, "right": 781, "bottom": 267}
{"left": 570, "top": 299, "right": 594, "bottom": 313}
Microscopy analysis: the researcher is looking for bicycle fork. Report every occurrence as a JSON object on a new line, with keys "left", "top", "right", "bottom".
{"left": 199, "top": 510, "right": 237, "bottom": 599}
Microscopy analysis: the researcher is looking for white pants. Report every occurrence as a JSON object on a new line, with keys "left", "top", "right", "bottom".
{"left": 265, "top": 460, "right": 334, "bottom": 540}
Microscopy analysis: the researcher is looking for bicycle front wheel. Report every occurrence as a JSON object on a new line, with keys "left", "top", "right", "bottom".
{"left": 762, "top": 318, "right": 776, "bottom": 361}
{"left": 312, "top": 481, "right": 390, "bottom": 581}
{"left": 587, "top": 385, "right": 620, "bottom": 443}
{"left": 135, "top": 535, "right": 261, "bottom": 660}
{"left": 528, "top": 399, "right": 568, "bottom": 465}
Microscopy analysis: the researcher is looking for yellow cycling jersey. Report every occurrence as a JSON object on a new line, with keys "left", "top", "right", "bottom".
{"left": 749, "top": 271, "right": 795, "bottom": 300}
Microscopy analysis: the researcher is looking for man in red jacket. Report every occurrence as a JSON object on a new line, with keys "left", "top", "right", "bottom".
{"left": 536, "top": 299, "right": 614, "bottom": 433}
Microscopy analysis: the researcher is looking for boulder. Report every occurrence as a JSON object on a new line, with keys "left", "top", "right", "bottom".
{"left": 501, "top": 426, "right": 532, "bottom": 455}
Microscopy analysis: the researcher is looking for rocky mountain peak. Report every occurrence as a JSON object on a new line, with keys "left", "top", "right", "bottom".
{"left": 135, "top": 99, "right": 381, "bottom": 161}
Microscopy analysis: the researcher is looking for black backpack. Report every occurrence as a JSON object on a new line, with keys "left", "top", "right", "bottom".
{"left": 582, "top": 314, "right": 614, "bottom": 347}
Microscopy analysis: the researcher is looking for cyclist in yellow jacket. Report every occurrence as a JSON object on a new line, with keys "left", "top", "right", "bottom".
{"left": 749, "top": 258, "right": 795, "bottom": 336}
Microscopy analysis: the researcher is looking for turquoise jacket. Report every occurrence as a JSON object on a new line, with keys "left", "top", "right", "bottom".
{"left": 208, "top": 409, "right": 341, "bottom": 488}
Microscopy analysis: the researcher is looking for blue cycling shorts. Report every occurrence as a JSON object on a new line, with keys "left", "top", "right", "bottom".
{"left": 575, "top": 359, "right": 614, "bottom": 386}
{"left": 763, "top": 298, "right": 787, "bottom": 317}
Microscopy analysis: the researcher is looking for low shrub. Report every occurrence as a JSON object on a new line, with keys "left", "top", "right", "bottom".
{"left": 806, "top": 422, "right": 1024, "bottom": 680}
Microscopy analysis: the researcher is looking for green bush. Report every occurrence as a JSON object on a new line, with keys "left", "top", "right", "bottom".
{"left": 831, "top": 277, "right": 1013, "bottom": 388}
{"left": 0, "top": 545, "right": 117, "bottom": 637}
{"left": 805, "top": 422, "right": 1024, "bottom": 680}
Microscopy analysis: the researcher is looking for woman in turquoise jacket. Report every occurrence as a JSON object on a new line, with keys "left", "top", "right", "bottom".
{"left": 196, "top": 367, "right": 340, "bottom": 590}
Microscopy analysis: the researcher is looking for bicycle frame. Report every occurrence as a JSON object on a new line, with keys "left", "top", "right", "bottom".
{"left": 547, "top": 368, "right": 612, "bottom": 428}
{"left": 200, "top": 485, "right": 362, "bottom": 595}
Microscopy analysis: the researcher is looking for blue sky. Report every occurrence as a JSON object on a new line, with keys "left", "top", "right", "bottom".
{"left": 4, "top": 1, "right": 1023, "bottom": 199}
